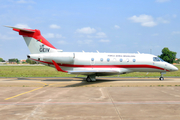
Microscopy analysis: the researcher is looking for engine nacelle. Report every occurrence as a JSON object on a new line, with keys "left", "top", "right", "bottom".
{"left": 28, "top": 52, "right": 74, "bottom": 64}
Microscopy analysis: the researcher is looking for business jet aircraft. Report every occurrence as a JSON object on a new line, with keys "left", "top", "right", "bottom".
{"left": 6, "top": 26, "right": 178, "bottom": 82}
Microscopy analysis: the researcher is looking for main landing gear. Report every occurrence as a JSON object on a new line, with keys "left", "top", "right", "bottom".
{"left": 86, "top": 75, "right": 96, "bottom": 82}
{"left": 159, "top": 72, "right": 166, "bottom": 81}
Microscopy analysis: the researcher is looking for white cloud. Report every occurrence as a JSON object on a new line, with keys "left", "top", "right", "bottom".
{"left": 49, "top": 24, "right": 61, "bottom": 29}
{"left": 76, "top": 27, "right": 96, "bottom": 34}
{"left": 43, "top": 33, "right": 65, "bottom": 39}
{"left": 172, "top": 31, "right": 180, "bottom": 35}
{"left": 87, "top": 32, "right": 107, "bottom": 38}
{"left": 99, "top": 39, "right": 110, "bottom": 43}
{"left": 156, "top": 0, "right": 170, "bottom": 3}
{"left": 77, "top": 40, "right": 93, "bottom": 44}
{"left": 58, "top": 40, "right": 67, "bottom": 44}
{"left": 43, "top": 33, "right": 54, "bottom": 38}
{"left": 128, "top": 14, "right": 157, "bottom": 27}
{"left": 96, "top": 32, "right": 107, "bottom": 38}
{"left": 157, "top": 17, "right": 169, "bottom": 23}
{"left": 114, "top": 25, "right": 120, "bottom": 29}
{"left": 56, "top": 34, "right": 65, "bottom": 38}
{"left": 17, "top": 0, "right": 35, "bottom": 4}
{"left": 15, "top": 24, "right": 30, "bottom": 29}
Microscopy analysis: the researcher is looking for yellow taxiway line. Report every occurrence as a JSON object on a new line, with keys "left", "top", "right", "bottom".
{"left": 5, "top": 87, "right": 43, "bottom": 100}
{"left": 5, "top": 81, "right": 48, "bottom": 100}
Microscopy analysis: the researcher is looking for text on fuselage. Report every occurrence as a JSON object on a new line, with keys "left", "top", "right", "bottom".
{"left": 108, "top": 55, "right": 135, "bottom": 57}
{"left": 39, "top": 45, "right": 50, "bottom": 52}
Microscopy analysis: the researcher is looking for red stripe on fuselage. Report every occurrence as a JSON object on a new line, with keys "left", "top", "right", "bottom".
{"left": 30, "top": 58, "right": 168, "bottom": 72}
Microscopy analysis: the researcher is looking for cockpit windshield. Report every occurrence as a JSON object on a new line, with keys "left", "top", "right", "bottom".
{"left": 153, "top": 57, "right": 164, "bottom": 62}
{"left": 153, "top": 57, "right": 160, "bottom": 62}
{"left": 158, "top": 57, "right": 165, "bottom": 62}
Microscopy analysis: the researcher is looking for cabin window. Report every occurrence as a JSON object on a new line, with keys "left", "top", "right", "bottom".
{"left": 107, "top": 58, "right": 110, "bottom": 62}
{"left": 73, "top": 53, "right": 75, "bottom": 58}
{"left": 153, "top": 57, "right": 160, "bottom": 62}
{"left": 133, "top": 59, "right": 136, "bottom": 62}
{"left": 120, "top": 58, "right": 123, "bottom": 62}
{"left": 91, "top": 58, "right": 94, "bottom": 61}
{"left": 100, "top": 58, "right": 103, "bottom": 62}
{"left": 126, "top": 58, "right": 129, "bottom": 62}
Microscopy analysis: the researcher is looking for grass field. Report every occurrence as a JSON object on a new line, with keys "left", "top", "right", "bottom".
{"left": 0, "top": 65, "right": 180, "bottom": 78}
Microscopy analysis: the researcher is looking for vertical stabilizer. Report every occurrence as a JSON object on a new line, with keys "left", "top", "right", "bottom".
{"left": 5, "top": 26, "right": 62, "bottom": 54}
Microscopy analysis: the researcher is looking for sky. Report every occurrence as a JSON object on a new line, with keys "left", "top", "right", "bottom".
{"left": 0, "top": 0, "right": 180, "bottom": 60}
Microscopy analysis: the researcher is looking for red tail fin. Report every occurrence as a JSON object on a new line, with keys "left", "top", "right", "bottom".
{"left": 6, "top": 26, "right": 56, "bottom": 49}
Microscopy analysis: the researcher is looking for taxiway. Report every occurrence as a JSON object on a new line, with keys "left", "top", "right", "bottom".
{"left": 0, "top": 77, "right": 180, "bottom": 120}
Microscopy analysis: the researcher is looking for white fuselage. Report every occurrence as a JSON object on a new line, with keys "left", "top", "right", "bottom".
{"left": 29, "top": 52, "right": 178, "bottom": 76}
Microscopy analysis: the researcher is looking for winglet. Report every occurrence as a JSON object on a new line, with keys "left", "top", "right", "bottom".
{"left": 52, "top": 60, "right": 67, "bottom": 73}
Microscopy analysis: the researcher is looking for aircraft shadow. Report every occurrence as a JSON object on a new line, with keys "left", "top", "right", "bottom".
{"left": 62, "top": 78, "right": 114, "bottom": 87}
{"left": 16, "top": 77, "right": 159, "bottom": 82}
{"left": 15, "top": 77, "right": 161, "bottom": 88}
{"left": 60, "top": 78, "right": 161, "bottom": 87}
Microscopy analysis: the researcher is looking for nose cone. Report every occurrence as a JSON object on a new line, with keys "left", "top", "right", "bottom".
{"left": 169, "top": 64, "right": 178, "bottom": 71}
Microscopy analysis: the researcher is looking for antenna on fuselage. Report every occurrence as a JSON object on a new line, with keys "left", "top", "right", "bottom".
{"left": 96, "top": 50, "right": 99, "bottom": 53}
{"left": 137, "top": 51, "right": 140, "bottom": 54}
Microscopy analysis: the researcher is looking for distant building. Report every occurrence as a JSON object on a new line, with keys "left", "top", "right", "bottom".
{"left": 20, "top": 60, "right": 26, "bottom": 63}
{"left": 0, "top": 62, "right": 6, "bottom": 64}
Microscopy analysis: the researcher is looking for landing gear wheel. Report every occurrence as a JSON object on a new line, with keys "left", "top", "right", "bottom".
{"left": 86, "top": 75, "right": 96, "bottom": 82}
{"left": 159, "top": 72, "right": 166, "bottom": 81}
{"left": 86, "top": 77, "right": 91, "bottom": 82}
{"left": 159, "top": 77, "right": 164, "bottom": 81}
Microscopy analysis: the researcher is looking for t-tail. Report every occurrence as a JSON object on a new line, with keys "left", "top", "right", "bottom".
{"left": 5, "top": 26, "right": 62, "bottom": 54}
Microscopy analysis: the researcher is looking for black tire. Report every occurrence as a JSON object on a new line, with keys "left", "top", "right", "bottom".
{"left": 86, "top": 77, "right": 91, "bottom": 82}
{"left": 159, "top": 77, "right": 164, "bottom": 81}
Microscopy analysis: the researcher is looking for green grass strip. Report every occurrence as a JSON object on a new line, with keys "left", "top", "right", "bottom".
{"left": 0, "top": 65, "right": 179, "bottom": 78}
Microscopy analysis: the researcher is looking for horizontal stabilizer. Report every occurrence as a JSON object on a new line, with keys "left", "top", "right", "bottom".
{"left": 4, "top": 26, "right": 35, "bottom": 33}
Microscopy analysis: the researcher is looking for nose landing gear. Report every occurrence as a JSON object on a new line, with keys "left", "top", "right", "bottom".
{"left": 159, "top": 77, "right": 164, "bottom": 81}
{"left": 159, "top": 72, "right": 166, "bottom": 81}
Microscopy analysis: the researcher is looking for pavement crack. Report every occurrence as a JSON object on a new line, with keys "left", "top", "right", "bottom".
{"left": 106, "top": 88, "right": 123, "bottom": 120}
{"left": 25, "top": 99, "right": 52, "bottom": 120}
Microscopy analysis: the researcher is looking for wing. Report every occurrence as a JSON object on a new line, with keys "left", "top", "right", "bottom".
{"left": 68, "top": 70, "right": 120, "bottom": 76}
{"left": 52, "top": 60, "right": 131, "bottom": 76}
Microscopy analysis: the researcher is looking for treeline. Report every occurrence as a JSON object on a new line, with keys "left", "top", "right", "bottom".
{"left": 26, "top": 59, "right": 37, "bottom": 64}
{"left": 158, "top": 47, "right": 177, "bottom": 64}
{"left": 0, "top": 58, "right": 5, "bottom": 62}
{"left": 0, "top": 58, "right": 37, "bottom": 64}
